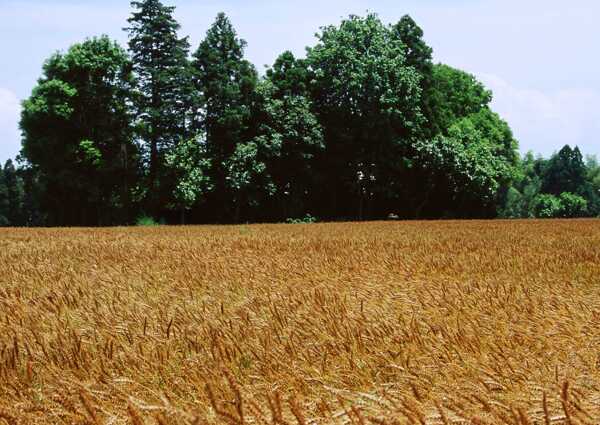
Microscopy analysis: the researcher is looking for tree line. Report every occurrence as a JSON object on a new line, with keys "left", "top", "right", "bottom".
{"left": 2, "top": 0, "right": 599, "bottom": 226}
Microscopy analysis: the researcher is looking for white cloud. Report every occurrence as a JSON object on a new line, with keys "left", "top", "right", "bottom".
{"left": 479, "top": 74, "right": 600, "bottom": 156}
{"left": 0, "top": 88, "right": 21, "bottom": 162}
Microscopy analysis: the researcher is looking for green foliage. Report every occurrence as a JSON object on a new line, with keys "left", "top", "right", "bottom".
{"left": 411, "top": 108, "right": 518, "bottom": 217}
{"left": 192, "top": 12, "right": 258, "bottom": 221}
{"left": 531, "top": 192, "right": 587, "bottom": 219}
{"left": 19, "top": 9, "right": 600, "bottom": 226}
{"left": 0, "top": 160, "right": 28, "bottom": 226}
{"left": 306, "top": 14, "right": 424, "bottom": 219}
{"left": 308, "top": 14, "right": 422, "bottom": 139}
{"left": 285, "top": 214, "right": 317, "bottom": 224}
{"left": 165, "top": 137, "right": 212, "bottom": 213}
{"left": 558, "top": 192, "right": 588, "bottom": 218}
{"left": 541, "top": 145, "right": 587, "bottom": 196}
{"left": 0, "top": 165, "right": 10, "bottom": 226}
{"left": 498, "top": 187, "right": 524, "bottom": 219}
{"left": 266, "top": 51, "right": 310, "bottom": 97}
{"left": 585, "top": 155, "right": 600, "bottom": 215}
{"left": 126, "top": 0, "right": 193, "bottom": 214}
{"left": 20, "top": 36, "right": 138, "bottom": 226}
{"left": 426, "top": 64, "right": 492, "bottom": 137}
{"left": 249, "top": 80, "right": 324, "bottom": 218}
{"left": 532, "top": 194, "right": 563, "bottom": 218}
{"left": 136, "top": 215, "right": 159, "bottom": 226}
{"left": 78, "top": 140, "right": 103, "bottom": 168}
{"left": 392, "top": 15, "right": 433, "bottom": 75}
{"left": 504, "top": 147, "right": 598, "bottom": 219}
{"left": 392, "top": 15, "right": 438, "bottom": 140}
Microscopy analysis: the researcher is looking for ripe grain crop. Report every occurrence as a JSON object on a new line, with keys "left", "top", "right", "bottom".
{"left": 0, "top": 220, "right": 599, "bottom": 424}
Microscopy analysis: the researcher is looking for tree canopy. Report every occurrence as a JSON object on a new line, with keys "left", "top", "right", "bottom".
{"left": 20, "top": 36, "right": 138, "bottom": 225}
{"left": 10, "top": 2, "right": 599, "bottom": 226}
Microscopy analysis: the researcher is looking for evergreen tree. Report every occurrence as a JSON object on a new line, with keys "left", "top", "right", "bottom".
{"left": 393, "top": 15, "right": 433, "bottom": 75}
{"left": 392, "top": 15, "right": 438, "bottom": 138}
{"left": 192, "top": 13, "right": 258, "bottom": 221}
{"left": 541, "top": 145, "right": 587, "bottom": 196}
{"left": 126, "top": 0, "right": 193, "bottom": 215}
{"left": 266, "top": 51, "right": 310, "bottom": 98}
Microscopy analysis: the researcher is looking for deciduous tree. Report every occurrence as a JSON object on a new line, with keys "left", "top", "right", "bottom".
{"left": 20, "top": 36, "right": 138, "bottom": 225}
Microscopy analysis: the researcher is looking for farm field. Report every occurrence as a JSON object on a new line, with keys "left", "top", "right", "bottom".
{"left": 1, "top": 220, "right": 600, "bottom": 424}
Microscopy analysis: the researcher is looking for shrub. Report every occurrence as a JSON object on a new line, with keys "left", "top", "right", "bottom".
{"left": 532, "top": 194, "right": 562, "bottom": 218}
{"left": 136, "top": 215, "right": 159, "bottom": 226}
{"left": 285, "top": 214, "right": 317, "bottom": 224}
{"left": 559, "top": 192, "right": 588, "bottom": 218}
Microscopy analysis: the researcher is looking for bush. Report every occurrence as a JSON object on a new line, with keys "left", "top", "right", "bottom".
{"left": 559, "top": 192, "right": 588, "bottom": 218}
{"left": 285, "top": 214, "right": 317, "bottom": 224}
{"left": 532, "top": 194, "right": 562, "bottom": 218}
{"left": 136, "top": 215, "right": 159, "bottom": 226}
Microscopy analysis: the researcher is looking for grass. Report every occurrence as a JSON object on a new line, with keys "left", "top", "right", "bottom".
{"left": 0, "top": 220, "right": 599, "bottom": 424}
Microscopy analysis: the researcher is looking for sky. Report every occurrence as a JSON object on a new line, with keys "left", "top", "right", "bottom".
{"left": 1, "top": 0, "right": 599, "bottom": 164}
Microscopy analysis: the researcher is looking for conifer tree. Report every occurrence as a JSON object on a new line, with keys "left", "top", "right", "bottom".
{"left": 126, "top": 0, "right": 193, "bottom": 214}
{"left": 192, "top": 13, "right": 258, "bottom": 220}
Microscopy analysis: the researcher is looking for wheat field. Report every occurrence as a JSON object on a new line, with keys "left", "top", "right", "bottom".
{"left": 0, "top": 220, "right": 599, "bottom": 424}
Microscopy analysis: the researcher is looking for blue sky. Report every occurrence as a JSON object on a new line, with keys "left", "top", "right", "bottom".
{"left": 1, "top": 0, "right": 599, "bottom": 163}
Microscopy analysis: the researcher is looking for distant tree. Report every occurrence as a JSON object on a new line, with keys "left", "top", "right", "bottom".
{"left": 20, "top": 36, "right": 138, "bottom": 225}
{"left": 498, "top": 186, "right": 524, "bottom": 219}
{"left": 192, "top": 12, "right": 258, "bottom": 221}
{"left": 18, "top": 164, "right": 45, "bottom": 226}
{"left": 520, "top": 152, "right": 545, "bottom": 211}
{"left": 224, "top": 140, "right": 275, "bottom": 222}
{"left": 502, "top": 148, "right": 600, "bottom": 219}
{"left": 541, "top": 145, "right": 587, "bottom": 196}
{"left": 585, "top": 155, "right": 600, "bottom": 215}
{"left": 126, "top": 0, "right": 193, "bottom": 215}
{"left": 1, "top": 160, "right": 25, "bottom": 226}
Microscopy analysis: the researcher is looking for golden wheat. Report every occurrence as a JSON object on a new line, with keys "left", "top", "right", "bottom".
{"left": 0, "top": 220, "right": 599, "bottom": 424}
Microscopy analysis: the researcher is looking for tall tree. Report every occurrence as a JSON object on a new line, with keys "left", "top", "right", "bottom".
{"left": 306, "top": 14, "right": 423, "bottom": 219}
{"left": 192, "top": 12, "right": 258, "bottom": 221}
{"left": 126, "top": 0, "right": 193, "bottom": 215}
{"left": 20, "top": 36, "right": 138, "bottom": 226}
